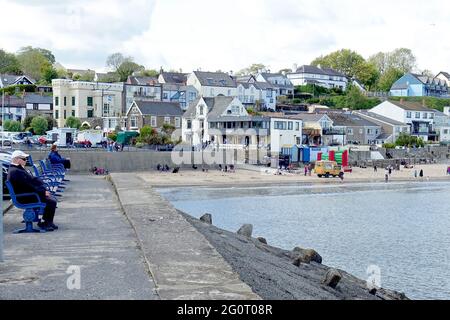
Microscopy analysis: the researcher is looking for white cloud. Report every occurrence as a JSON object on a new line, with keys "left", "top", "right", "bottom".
{"left": 1, "top": 0, "right": 449, "bottom": 74}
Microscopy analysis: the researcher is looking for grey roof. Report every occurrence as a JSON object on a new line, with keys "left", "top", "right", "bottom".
{"left": 160, "top": 72, "right": 188, "bottom": 84}
{"left": 355, "top": 111, "right": 407, "bottom": 126}
{"left": 193, "top": 71, "right": 236, "bottom": 88}
{"left": 327, "top": 113, "right": 380, "bottom": 127}
{"left": 438, "top": 71, "right": 450, "bottom": 79}
{"left": 162, "top": 83, "right": 197, "bottom": 92}
{"left": 433, "top": 109, "right": 448, "bottom": 117}
{"left": 391, "top": 83, "right": 409, "bottom": 90}
{"left": 132, "top": 101, "right": 183, "bottom": 116}
{"left": 234, "top": 75, "right": 256, "bottom": 83}
{"left": 183, "top": 96, "right": 237, "bottom": 119}
{"left": 0, "top": 74, "right": 35, "bottom": 87}
{"left": 208, "top": 116, "right": 269, "bottom": 122}
{"left": 128, "top": 76, "right": 158, "bottom": 85}
{"left": 2, "top": 95, "right": 25, "bottom": 107}
{"left": 254, "top": 81, "right": 275, "bottom": 90}
{"left": 388, "top": 100, "right": 434, "bottom": 112}
{"left": 294, "top": 65, "right": 346, "bottom": 78}
{"left": 259, "top": 73, "right": 294, "bottom": 89}
{"left": 24, "top": 94, "right": 53, "bottom": 104}
{"left": 287, "top": 113, "right": 331, "bottom": 122}
{"left": 410, "top": 73, "right": 447, "bottom": 86}
{"left": 376, "top": 133, "right": 393, "bottom": 140}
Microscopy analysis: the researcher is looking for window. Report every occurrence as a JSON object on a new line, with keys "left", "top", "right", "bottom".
{"left": 288, "top": 122, "right": 293, "bottom": 130}
{"left": 55, "top": 97, "right": 59, "bottom": 106}
{"left": 228, "top": 89, "right": 232, "bottom": 96}
{"left": 274, "top": 121, "right": 287, "bottom": 130}
{"left": 359, "top": 129, "right": 363, "bottom": 134}
{"left": 87, "top": 97, "right": 93, "bottom": 107}
{"left": 199, "top": 105, "right": 204, "bottom": 116}
{"left": 187, "top": 120, "right": 192, "bottom": 129}
{"left": 347, "top": 128, "right": 354, "bottom": 135}
{"left": 130, "top": 116, "right": 137, "bottom": 128}
{"left": 72, "top": 110, "right": 75, "bottom": 117}
{"left": 406, "top": 112, "right": 412, "bottom": 118}
{"left": 151, "top": 116, "right": 157, "bottom": 127}
{"left": 64, "top": 110, "right": 67, "bottom": 119}
{"left": 210, "top": 88, "right": 214, "bottom": 96}
{"left": 87, "top": 109, "right": 94, "bottom": 118}
{"left": 72, "top": 97, "right": 75, "bottom": 106}
{"left": 430, "top": 113, "right": 434, "bottom": 119}
{"left": 175, "top": 117, "right": 181, "bottom": 128}
{"left": 64, "top": 97, "right": 67, "bottom": 106}
{"left": 423, "top": 113, "right": 428, "bottom": 119}
{"left": 295, "top": 122, "right": 300, "bottom": 131}
{"left": 367, "top": 129, "right": 373, "bottom": 135}
{"left": 103, "top": 104, "right": 110, "bottom": 117}
{"left": 55, "top": 110, "right": 59, "bottom": 119}
{"left": 444, "top": 129, "right": 449, "bottom": 134}
{"left": 415, "top": 112, "right": 420, "bottom": 119}
{"left": 163, "top": 93, "right": 169, "bottom": 100}
{"left": 164, "top": 117, "right": 171, "bottom": 124}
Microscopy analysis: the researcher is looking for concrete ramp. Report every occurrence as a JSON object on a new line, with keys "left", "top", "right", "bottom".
{"left": 109, "top": 173, "right": 260, "bottom": 300}
{"left": 371, "top": 151, "right": 385, "bottom": 160}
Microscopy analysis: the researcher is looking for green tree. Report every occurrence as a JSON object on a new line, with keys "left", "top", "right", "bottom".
{"left": 369, "top": 48, "right": 416, "bottom": 75}
{"left": 23, "top": 115, "right": 35, "bottom": 129}
{"left": 65, "top": 116, "right": 82, "bottom": 129}
{"left": 0, "top": 49, "right": 22, "bottom": 74}
{"left": 2, "top": 120, "right": 11, "bottom": 131}
{"left": 395, "top": 133, "right": 424, "bottom": 148}
{"left": 236, "top": 63, "right": 268, "bottom": 75}
{"left": 345, "top": 85, "right": 367, "bottom": 110}
{"left": 16, "top": 47, "right": 54, "bottom": 81}
{"left": 46, "top": 116, "right": 56, "bottom": 130}
{"left": 8, "top": 120, "right": 23, "bottom": 132}
{"left": 311, "top": 49, "right": 379, "bottom": 88}
{"left": 117, "top": 61, "right": 144, "bottom": 82}
{"left": 41, "top": 64, "right": 59, "bottom": 84}
{"left": 377, "top": 68, "right": 404, "bottom": 92}
{"left": 138, "top": 69, "right": 160, "bottom": 77}
{"left": 31, "top": 116, "right": 49, "bottom": 135}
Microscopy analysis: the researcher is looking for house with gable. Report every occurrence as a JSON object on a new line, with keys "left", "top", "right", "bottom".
{"left": 182, "top": 96, "right": 271, "bottom": 149}
{"left": 0, "top": 74, "right": 35, "bottom": 88}
{"left": 256, "top": 73, "right": 294, "bottom": 96}
{"left": 390, "top": 73, "right": 449, "bottom": 97}
{"left": 187, "top": 71, "right": 237, "bottom": 98}
{"left": 436, "top": 71, "right": 450, "bottom": 87}
{"left": 287, "top": 65, "right": 348, "bottom": 91}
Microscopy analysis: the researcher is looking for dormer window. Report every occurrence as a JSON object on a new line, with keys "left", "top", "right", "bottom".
{"left": 207, "top": 78, "right": 214, "bottom": 85}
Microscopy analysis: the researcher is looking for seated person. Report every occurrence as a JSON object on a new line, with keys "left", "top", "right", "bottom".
{"left": 49, "top": 144, "right": 71, "bottom": 169}
{"left": 7, "top": 150, "right": 58, "bottom": 231}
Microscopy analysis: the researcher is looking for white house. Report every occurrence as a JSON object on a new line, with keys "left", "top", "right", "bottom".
{"left": 186, "top": 71, "right": 237, "bottom": 98}
{"left": 236, "top": 78, "right": 277, "bottom": 111}
{"left": 182, "top": 96, "right": 270, "bottom": 150}
{"left": 370, "top": 100, "right": 437, "bottom": 142}
{"left": 256, "top": 73, "right": 294, "bottom": 96}
{"left": 436, "top": 71, "right": 450, "bottom": 87}
{"left": 161, "top": 84, "right": 198, "bottom": 110}
{"left": 270, "top": 117, "right": 302, "bottom": 155}
{"left": 52, "top": 79, "right": 124, "bottom": 129}
{"left": 287, "top": 65, "right": 348, "bottom": 91}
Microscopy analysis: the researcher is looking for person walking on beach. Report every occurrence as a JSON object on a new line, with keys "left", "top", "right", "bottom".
{"left": 374, "top": 165, "right": 378, "bottom": 173}
{"left": 304, "top": 165, "right": 308, "bottom": 177}
{"left": 385, "top": 168, "right": 389, "bottom": 183}
{"left": 420, "top": 169, "right": 424, "bottom": 180}
{"left": 414, "top": 170, "right": 418, "bottom": 179}
{"left": 388, "top": 166, "right": 392, "bottom": 176}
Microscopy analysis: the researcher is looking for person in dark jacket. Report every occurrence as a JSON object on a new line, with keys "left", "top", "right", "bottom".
{"left": 49, "top": 144, "right": 71, "bottom": 169}
{"left": 7, "top": 150, "right": 58, "bottom": 231}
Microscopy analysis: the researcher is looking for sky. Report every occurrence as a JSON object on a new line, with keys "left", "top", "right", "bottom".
{"left": 1, "top": 0, "right": 449, "bottom": 74}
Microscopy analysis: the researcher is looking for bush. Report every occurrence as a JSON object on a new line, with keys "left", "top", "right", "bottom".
{"left": 65, "top": 116, "right": 81, "bottom": 129}
{"left": 8, "top": 121, "right": 23, "bottom": 132}
{"left": 135, "top": 142, "right": 144, "bottom": 148}
{"left": 108, "top": 133, "right": 118, "bottom": 142}
{"left": 31, "top": 116, "right": 49, "bottom": 135}
{"left": 383, "top": 143, "right": 396, "bottom": 149}
{"left": 395, "top": 133, "right": 425, "bottom": 148}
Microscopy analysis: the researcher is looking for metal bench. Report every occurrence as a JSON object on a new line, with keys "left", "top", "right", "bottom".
{"left": 5, "top": 181, "right": 47, "bottom": 234}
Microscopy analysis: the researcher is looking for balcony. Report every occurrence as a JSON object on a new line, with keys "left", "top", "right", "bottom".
{"left": 323, "top": 128, "right": 345, "bottom": 136}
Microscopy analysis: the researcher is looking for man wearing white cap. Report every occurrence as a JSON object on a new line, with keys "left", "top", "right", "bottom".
{"left": 7, "top": 150, "right": 58, "bottom": 231}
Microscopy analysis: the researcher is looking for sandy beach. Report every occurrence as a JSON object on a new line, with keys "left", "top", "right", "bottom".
{"left": 140, "top": 163, "right": 450, "bottom": 187}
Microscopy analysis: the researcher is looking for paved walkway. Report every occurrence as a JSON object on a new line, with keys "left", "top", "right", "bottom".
{"left": 110, "top": 173, "right": 260, "bottom": 300}
{"left": 0, "top": 176, "right": 158, "bottom": 300}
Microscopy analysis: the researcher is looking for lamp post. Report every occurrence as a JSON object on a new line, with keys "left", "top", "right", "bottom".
{"left": 1, "top": 91, "right": 5, "bottom": 149}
